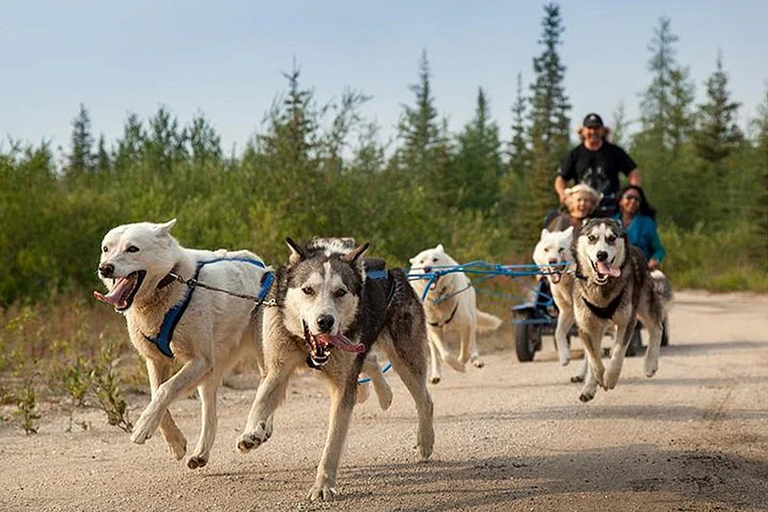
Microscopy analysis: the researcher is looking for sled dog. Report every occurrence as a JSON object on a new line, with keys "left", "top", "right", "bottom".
{"left": 572, "top": 218, "right": 671, "bottom": 402}
{"left": 94, "top": 219, "right": 272, "bottom": 469}
{"left": 532, "top": 226, "right": 576, "bottom": 367}
{"left": 237, "top": 238, "right": 434, "bottom": 501}
{"left": 409, "top": 244, "right": 503, "bottom": 383}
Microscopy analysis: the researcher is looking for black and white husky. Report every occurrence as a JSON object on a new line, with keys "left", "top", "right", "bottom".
{"left": 237, "top": 237, "right": 434, "bottom": 501}
{"left": 573, "top": 218, "right": 672, "bottom": 402}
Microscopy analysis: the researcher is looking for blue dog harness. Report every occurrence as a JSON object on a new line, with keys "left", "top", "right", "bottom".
{"left": 143, "top": 257, "right": 273, "bottom": 358}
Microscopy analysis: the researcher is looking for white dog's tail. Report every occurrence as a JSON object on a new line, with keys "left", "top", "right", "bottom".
{"left": 475, "top": 310, "right": 503, "bottom": 332}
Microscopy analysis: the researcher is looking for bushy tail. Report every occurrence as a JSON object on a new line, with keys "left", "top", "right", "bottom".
{"left": 476, "top": 310, "right": 503, "bottom": 333}
{"left": 650, "top": 270, "right": 673, "bottom": 311}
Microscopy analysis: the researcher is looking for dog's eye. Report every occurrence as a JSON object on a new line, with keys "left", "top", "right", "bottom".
{"left": 302, "top": 286, "right": 315, "bottom": 296}
{"left": 334, "top": 289, "right": 347, "bottom": 298}
{"left": 126, "top": 245, "right": 140, "bottom": 253}
{"left": 102, "top": 245, "right": 109, "bottom": 253}
{"left": 432, "top": 257, "right": 438, "bottom": 263}
{"left": 606, "top": 235, "right": 617, "bottom": 243}
{"left": 587, "top": 235, "right": 597, "bottom": 243}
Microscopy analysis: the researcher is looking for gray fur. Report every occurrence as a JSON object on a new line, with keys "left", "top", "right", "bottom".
{"left": 573, "top": 218, "right": 671, "bottom": 402}
{"left": 237, "top": 237, "right": 434, "bottom": 501}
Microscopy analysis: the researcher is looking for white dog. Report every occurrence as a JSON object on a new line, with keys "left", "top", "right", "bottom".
{"left": 532, "top": 226, "right": 575, "bottom": 367}
{"left": 94, "top": 219, "right": 271, "bottom": 469}
{"left": 409, "top": 244, "right": 503, "bottom": 383}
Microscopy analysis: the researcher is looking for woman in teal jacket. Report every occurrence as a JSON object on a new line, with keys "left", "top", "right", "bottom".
{"left": 615, "top": 185, "right": 666, "bottom": 270}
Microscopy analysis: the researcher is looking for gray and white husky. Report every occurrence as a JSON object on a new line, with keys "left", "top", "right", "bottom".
{"left": 573, "top": 218, "right": 672, "bottom": 402}
{"left": 94, "top": 219, "right": 271, "bottom": 469}
{"left": 237, "top": 237, "right": 434, "bottom": 501}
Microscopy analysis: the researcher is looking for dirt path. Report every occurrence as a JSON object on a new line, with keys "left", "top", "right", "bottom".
{"left": 1, "top": 290, "right": 767, "bottom": 512}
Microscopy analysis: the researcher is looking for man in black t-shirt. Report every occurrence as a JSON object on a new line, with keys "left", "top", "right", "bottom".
{"left": 555, "top": 113, "right": 641, "bottom": 216}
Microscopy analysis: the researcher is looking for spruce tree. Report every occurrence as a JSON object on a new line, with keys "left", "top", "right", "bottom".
{"left": 453, "top": 87, "right": 503, "bottom": 214}
{"left": 518, "top": 2, "right": 571, "bottom": 249}
{"left": 695, "top": 53, "right": 743, "bottom": 164}
{"left": 508, "top": 72, "right": 529, "bottom": 178}
{"left": 395, "top": 49, "right": 444, "bottom": 184}
{"left": 66, "top": 103, "right": 94, "bottom": 178}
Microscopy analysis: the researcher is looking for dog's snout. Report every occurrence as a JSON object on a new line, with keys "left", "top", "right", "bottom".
{"left": 596, "top": 251, "right": 609, "bottom": 262}
{"left": 423, "top": 266, "right": 432, "bottom": 273}
{"left": 317, "top": 314, "right": 335, "bottom": 333}
{"left": 99, "top": 263, "right": 115, "bottom": 278}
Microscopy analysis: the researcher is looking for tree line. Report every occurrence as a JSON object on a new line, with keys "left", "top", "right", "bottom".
{"left": 1, "top": 4, "right": 766, "bottom": 306}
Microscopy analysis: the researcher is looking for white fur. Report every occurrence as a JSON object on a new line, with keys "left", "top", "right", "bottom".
{"left": 96, "top": 219, "right": 269, "bottom": 469}
{"left": 532, "top": 227, "right": 576, "bottom": 366}
{"left": 409, "top": 244, "right": 503, "bottom": 384}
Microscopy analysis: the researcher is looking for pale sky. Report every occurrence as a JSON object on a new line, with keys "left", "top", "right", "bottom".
{"left": 2, "top": 1, "right": 767, "bottom": 156}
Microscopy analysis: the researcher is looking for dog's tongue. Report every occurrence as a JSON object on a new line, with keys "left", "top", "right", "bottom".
{"left": 316, "top": 333, "right": 365, "bottom": 353}
{"left": 596, "top": 261, "right": 621, "bottom": 278}
{"left": 93, "top": 278, "right": 133, "bottom": 308}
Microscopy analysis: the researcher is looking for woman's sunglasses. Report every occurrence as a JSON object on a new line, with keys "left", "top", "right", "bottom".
{"left": 623, "top": 194, "right": 641, "bottom": 202}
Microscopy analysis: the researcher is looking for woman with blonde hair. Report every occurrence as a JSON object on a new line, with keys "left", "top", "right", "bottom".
{"left": 548, "top": 183, "right": 601, "bottom": 233}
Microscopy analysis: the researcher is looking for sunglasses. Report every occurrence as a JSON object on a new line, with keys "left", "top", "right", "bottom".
{"left": 623, "top": 194, "right": 641, "bottom": 202}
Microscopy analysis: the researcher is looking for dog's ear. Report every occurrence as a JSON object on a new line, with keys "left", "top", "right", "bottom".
{"left": 436, "top": 243, "right": 444, "bottom": 252}
{"left": 155, "top": 219, "right": 177, "bottom": 236}
{"left": 563, "top": 226, "right": 574, "bottom": 237}
{"left": 345, "top": 242, "right": 370, "bottom": 264}
{"left": 285, "top": 238, "right": 305, "bottom": 264}
{"left": 541, "top": 228, "right": 550, "bottom": 236}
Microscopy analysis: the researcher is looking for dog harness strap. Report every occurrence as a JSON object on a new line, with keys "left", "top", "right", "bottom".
{"left": 427, "top": 302, "right": 459, "bottom": 327}
{"left": 144, "top": 258, "right": 270, "bottom": 358}
{"left": 582, "top": 291, "right": 624, "bottom": 320}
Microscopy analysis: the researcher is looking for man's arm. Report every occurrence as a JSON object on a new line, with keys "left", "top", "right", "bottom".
{"left": 628, "top": 169, "right": 641, "bottom": 186}
{"left": 554, "top": 175, "right": 568, "bottom": 204}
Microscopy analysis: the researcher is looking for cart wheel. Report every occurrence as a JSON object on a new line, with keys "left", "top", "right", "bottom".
{"left": 515, "top": 313, "right": 541, "bottom": 362}
{"left": 660, "top": 319, "right": 669, "bottom": 347}
{"left": 625, "top": 325, "right": 643, "bottom": 357}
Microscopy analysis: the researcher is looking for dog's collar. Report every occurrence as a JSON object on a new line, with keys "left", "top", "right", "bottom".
{"left": 156, "top": 272, "right": 177, "bottom": 290}
{"left": 142, "top": 258, "right": 271, "bottom": 358}
{"left": 427, "top": 302, "right": 459, "bottom": 328}
{"left": 582, "top": 291, "right": 624, "bottom": 320}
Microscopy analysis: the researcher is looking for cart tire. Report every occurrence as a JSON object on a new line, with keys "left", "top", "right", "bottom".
{"left": 515, "top": 314, "right": 541, "bottom": 362}
{"left": 625, "top": 325, "right": 643, "bottom": 357}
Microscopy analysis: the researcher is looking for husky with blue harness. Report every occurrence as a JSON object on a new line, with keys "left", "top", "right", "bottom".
{"left": 237, "top": 237, "right": 434, "bottom": 501}
{"left": 94, "top": 219, "right": 273, "bottom": 469}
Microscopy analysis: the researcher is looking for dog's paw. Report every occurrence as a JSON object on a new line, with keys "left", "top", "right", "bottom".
{"left": 187, "top": 455, "right": 208, "bottom": 469}
{"left": 644, "top": 356, "right": 659, "bottom": 378}
{"left": 166, "top": 436, "right": 187, "bottom": 461}
{"left": 131, "top": 411, "right": 159, "bottom": 445}
{"left": 237, "top": 427, "right": 269, "bottom": 453}
{"left": 376, "top": 386, "right": 393, "bottom": 411}
{"left": 445, "top": 355, "right": 466, "bottom": 373}
{"left": 579, "top": 382, "right": 597, "bottom": 402}
{"left": 570, "top": 375, "right": 584, "bottom": 383}
{"left": 604, "top": 368, "right": 621, "bottom": 389}
{"left": 356, "top": 382, "right": 371, "bottom": 404}
{"left": 429, "top": 375, "right": 441, "bottom": 385}
{"left": 307, "top": 483, "right": 337, "bottom": 502}
{"left": 470, "top": 355, "right": 485, "bottom": 369}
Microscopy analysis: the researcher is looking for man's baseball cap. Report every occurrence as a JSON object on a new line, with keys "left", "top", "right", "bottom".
{"left": 583, "top": 113, "right": 604, "bottom": 128}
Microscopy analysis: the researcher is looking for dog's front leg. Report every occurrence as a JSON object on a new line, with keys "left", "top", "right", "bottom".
{"left": 237, "top": 363, "right": 295, "bottom": 452}
{"left": 187, "top": 376, "right": 220, "bottom": 469}
{"left": 132, "top": 357, "right": 211, "bottom": 445}
{"left": 554, "top": 307, "right": 574, "bottom": 366}
{"left": 308, "top": 375, "right": 358, "bottom": 501}
{"left": 427, "top": 328, "right": 464, "bottom": 380}
{"left": 361, "top": 353, "right": 392, "bottom": 410}
{"left": 145, "top": 358, "right": 187, "bottom": 460}
{"left": 605, "top": 320, "right": 635, "bottom": 390}
{"left": 577, "top": 330, "right": 604, "bottom": 402}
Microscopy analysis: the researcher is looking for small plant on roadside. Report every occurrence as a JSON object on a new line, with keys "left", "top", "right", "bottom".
{"left": 13, "top": 373, "right": 41, "bottom": 435}
{"left": 88, "top": 334, "right": 133, "bottom": 433}
{"left": 60, "top": 356, "right": 91, "bottom": 407}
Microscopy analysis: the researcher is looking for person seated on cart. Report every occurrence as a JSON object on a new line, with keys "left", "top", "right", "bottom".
{"left": 615, "top": 184, "right": 666, "bottom": 270}
{"left": 546, "top": 183, "right": 601, "bottom": 234}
